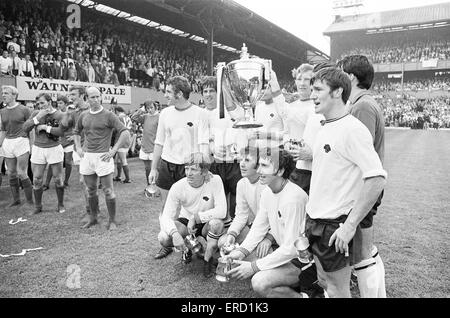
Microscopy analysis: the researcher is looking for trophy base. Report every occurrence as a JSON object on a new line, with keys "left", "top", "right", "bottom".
{"left": 215, "top": 274, "right": 229, "bottom": 282}
{"left": 232, "top": 120, "right": 263, "bottom": 129}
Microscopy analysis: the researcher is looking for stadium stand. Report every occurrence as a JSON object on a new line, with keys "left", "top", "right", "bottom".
{"left": 373, "top": 78, "right": 450, "bottom": 93}
{"left": 0, "top": 0, "right": 328, "bottom": 95}
{"left": 325, "top": 2, "right": 450, "bottom": 128}
{"left": 381, "top": 96, "right": 450, "bottom": 129}
{"left": 2, "top": 0, "right": 447, "bottom": 128}
{"left": 339, "top": 35, "right": 450, "bottom": 64}
{"left": 0, "top": 0, "right": 212, "bottom": 92}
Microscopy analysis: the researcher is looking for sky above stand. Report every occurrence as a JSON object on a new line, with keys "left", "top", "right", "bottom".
{"left": 234, "top": 0, "right": 450, "bottom": 55}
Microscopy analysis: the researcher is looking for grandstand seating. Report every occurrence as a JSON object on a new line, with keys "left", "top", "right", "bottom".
{"left": 340, "top": 37, "right": 450, "bottom": 64}
{"left": 0, "top": 0, "right": 215, "bottom": 92}
{"left": 1, "top": 0, "right": 449, "bottom": 127}
{"left": 381, "top": 96, "right": 450, "bottom": 129}
{"left": 325, "top": 3, "right": 450, "bottom": 128}
{"left": 0, "top": 0, "right": 299, "bottom": 94}
{"left": 373, "top": 78, "right": 450, "bottom": 93}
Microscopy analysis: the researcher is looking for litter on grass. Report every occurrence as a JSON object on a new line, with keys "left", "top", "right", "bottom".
{"left": 0, "top": 247, "right": 44, "bottom": 258}
{"left": 9, "top": 217, "right": 28, "bottom": 225}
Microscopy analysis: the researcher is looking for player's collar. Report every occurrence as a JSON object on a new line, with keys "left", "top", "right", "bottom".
{"left": 174, "top": 102, "right": 193, "bottom": 111}
{"left": 89, "top": 106, "right": 104, "bottom": 114}
{"left": 349, "top": 90, "right": 371, "bottom": 105}
{"left": 248, "top": 175, "right": 260, "bottom": 184}
{"left": 321, "top": 113, "right": 349, "bottom": 126}
{"left": 264, "top": 98, "right": 273, "bottom": 105}
{"left": 77, "top": 102, "right": 89, "bottom": 111}
{"left": 272, "top": 178, "right": 288, "bottom": 194}
{"left": 6, "top": 103, "right": 20, "bottom": 109}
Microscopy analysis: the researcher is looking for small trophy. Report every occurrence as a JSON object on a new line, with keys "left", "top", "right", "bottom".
{"left": 144, "top": 182, "right": 160, "bottom": 199}
{"left": 215, "top": 243, "right": 240, "bottom": 282}
{"left": 294, "top": 236, "right": 313, "bottom": 264}
{"left": 184, "top": 234, "right": 202, "bottom": 254}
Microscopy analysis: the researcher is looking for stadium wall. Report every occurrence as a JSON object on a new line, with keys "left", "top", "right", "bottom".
{"left": 0, "top": 76, "right": 203, "bottom": 111}
{"left": 375, "top": 89, "right": 450, "bottom": 99}
{"left": 374, "top": 60, "right": 450, "bottom": 73}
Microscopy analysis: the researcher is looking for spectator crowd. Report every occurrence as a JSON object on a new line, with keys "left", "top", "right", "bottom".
{"left": 340, "top": 38, "right": 450, "bottom": 64}
{"left": 372, "top": 78, "right": 450, "bottom": 93}
{"left": 0, "top": 0, "right": 298, "bottom": 94}
{"left": 0, "top": 0, "right": 217, "bottom": 92}
{"left": 0, "top": 0, "right": 449, "bottom": 129}
{"left": 381, "top": 96, "right": 450, "bottom": 129}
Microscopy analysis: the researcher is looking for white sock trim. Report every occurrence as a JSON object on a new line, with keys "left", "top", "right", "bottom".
{"left": 371, "top": 245, "right": 379, "bottom": 258}
{"left": 354, "top": 257, "right": 377, "bottom": 271}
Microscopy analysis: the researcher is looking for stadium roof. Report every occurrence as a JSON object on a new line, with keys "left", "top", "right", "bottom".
{"left": 67, "top": 0, "right": 329, "bottom": 63}
{"left": 324, "top": 2, "right": 450, "bottom": 35}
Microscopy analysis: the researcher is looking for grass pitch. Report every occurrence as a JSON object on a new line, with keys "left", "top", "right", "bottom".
{"left": 0, "top": 129, "right": 449, "bottom": 298}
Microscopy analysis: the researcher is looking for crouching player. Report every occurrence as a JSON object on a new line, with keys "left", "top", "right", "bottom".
{"left": 157, "top": 152, "right": 227, "bottom": 277}
{"left": 218, "top": 147, "right": 271, "bottom": 258}
{"left": 225, "top": 147, "right": 309, "bottom": 298}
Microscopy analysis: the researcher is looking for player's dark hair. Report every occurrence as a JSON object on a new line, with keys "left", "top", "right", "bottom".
{"left": 258, "top": 147, "right": 295, "bottom": 179}
{"left": 311, "top": 67, "right": 352, "bottom": 104}
{"left": 167, "top": 76, "right": 191, "bottom": 100}
{"left": 200, "top": 76, "right": 217, "bottom": 93}
{"left": 336, "top": 55, "right": 374, "bottom": 90}
{"left": 313, "top": 62, "right": 336, "bottom": 73}
{"left": 143, "top": 100, "right": 158, "bottom": 111}
{"left": 56, "top": 94, "right": 69, "bottom": 105}
{"left": 69, "top": 85, "right": 86, "bottom": 97}
{"left": 37, "top": 92, "right": 52, "bottom": 102}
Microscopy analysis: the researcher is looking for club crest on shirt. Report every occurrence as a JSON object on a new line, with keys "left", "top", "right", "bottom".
{"left": 203, "top": 196, "right": 209, "bottom": 201}
{"left": 187, "top": 122, "right": 193, "bottom": 127}
{"left": 324, "top": 144, "right": 331, "bottom": 153}
{"left": 46, "top": 116, "right": 59, "bottom": 127}
{"left": 45, "top": 116, "right": 60, "bottom": 141}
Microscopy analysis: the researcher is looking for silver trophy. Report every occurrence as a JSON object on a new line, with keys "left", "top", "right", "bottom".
{"left": 144, "top": 182, "right": 160, "bottom": 199}
{"left": 217, "top": 43, "right": 272, "bottom": 129}
{"left": 215, "top": 243, "right": 240, "bottom": 282}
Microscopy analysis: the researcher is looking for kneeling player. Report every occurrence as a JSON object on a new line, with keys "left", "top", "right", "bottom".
{"left": 157, "top": 152, "right": 227, "bottom": 277}
{"left": 225, "top": 148, "right": 309, "bottom": 298}
{"left": 218, "top": 148, "right": 270, "bottom": 258}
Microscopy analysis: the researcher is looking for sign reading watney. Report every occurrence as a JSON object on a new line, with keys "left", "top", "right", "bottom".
{"left": 16, "top": 76, "right": 131, "bottom": 104}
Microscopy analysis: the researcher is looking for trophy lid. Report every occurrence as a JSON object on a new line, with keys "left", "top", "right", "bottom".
{"left": 240, "top": 43, "right": 249, "bottom": 59}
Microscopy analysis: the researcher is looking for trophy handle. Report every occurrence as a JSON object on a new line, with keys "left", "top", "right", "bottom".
{"left": 258, "top": 59, "right": 272, "bottom": 100}
{"left": 262, "top": 65, "right": 267, "bottom": 89}
{"left": 221, "top": 68, "right": 242, "bottom": 114}
{"left": 216, "top": 62, "right": 226, "bottom": 119}
{"left": 219, "top": 67, "right": 226, "bottom": 119}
